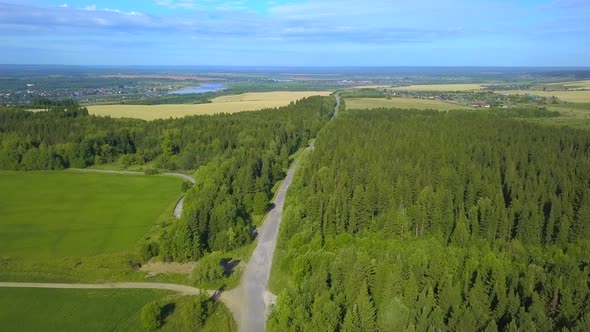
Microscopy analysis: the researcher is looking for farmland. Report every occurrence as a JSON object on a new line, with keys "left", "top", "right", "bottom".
{"left": 86, "top": 91, "right": 331, "bottom": 120}
{"left": 345, "top": 97, "right": 470, "bottom": 111}
{"left": 0, "top": 288, "right": 170, "bottom": 331}
{"left": 389, "top": 83, "right": 483, "bottom": 91}
{"left": 545, "top": 80, "right": 590, "bottom": 90}
{"left": 0, "top": 171, "right": 181, "bottom": 259}
{"left": 353, "top": 84, "right": 483, "bottom": 91}
{"left": 495, "top": 90, "right": 590, "bottom": 103}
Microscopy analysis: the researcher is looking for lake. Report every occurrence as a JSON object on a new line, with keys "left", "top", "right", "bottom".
{"left": 169, "top": 83, "right": 227, "bottom": 95}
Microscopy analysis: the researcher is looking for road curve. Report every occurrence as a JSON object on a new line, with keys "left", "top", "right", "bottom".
{"left": 68, "top": 168, "right": 195, "bottom": 219}
{"left": 0, "top": 282, "right": 213, "bottom": 296}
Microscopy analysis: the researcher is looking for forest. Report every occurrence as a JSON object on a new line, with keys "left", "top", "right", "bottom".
{"left": 269, "top": 108, "right": 590, "bottom": 331}
{"left": 0, "top": 96, "right": 335, "bottom": 260}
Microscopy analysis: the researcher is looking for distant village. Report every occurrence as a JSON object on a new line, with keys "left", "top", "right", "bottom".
{"left": 379, "top": 88, "right": 555, "bottom": 109}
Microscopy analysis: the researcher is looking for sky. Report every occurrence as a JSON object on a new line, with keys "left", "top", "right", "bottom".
{"left": 0, "top": 0, "right": 589, "bottom": 66}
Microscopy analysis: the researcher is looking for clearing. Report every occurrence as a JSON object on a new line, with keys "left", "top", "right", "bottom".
{"left": 0, "top": 171, "right": 181, "bottom": 259}
{"left": 0, "top": 287, "right": 170, "bottom": 332}
{"left": 346, "top": 97, "right": 469, "bottom": 111}
{"left": 86, "top": 91, "right": 332, "bottom": 120}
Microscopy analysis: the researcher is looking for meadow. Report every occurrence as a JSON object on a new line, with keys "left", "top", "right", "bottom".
{"left": 0, "top": 171, "right": 181, "bottom": 259}
{"left": 86, "top": 91, "right": 331, "bottom": 120}
{"left": 345, "top": 97, "right": 469, "bottom": 111}
{"left": 0, "top": 288, "right": 170, "bottom": 331}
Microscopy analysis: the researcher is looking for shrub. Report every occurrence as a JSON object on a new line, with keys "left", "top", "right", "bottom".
{"left": 179, "top": 293, "right": 211, "bottom": 329}
{"left": 193, "top": 252, "right": 225, "bottom": 286}
{"left": 144, "top": 168, "right": 161, "bottom": 175}
{"left": 141, "top": 301, "right": 162, "bottom": 331}
{"left": 140, "top": 242, "right": 159, "bottom": 261}
{"left": 253, "top": 191, "right": 269, "bottom": 215}
{"left": 181, "top": 180, "right": 192, "bottom": 192}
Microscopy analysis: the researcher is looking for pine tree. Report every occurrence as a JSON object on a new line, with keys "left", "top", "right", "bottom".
{"left": 356, "top": 283, "right": 377, "bottom": 332}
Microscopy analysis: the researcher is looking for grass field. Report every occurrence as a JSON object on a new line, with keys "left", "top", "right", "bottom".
{"left": 87, "top": 91, "right": 331, "bottom": 120}
{"left": 0, "top": 288, "right": 170, "bottom": 332}
{"left": 0, "top": 288, "right": 236, "bottom": 331}
{"left": 0, "top": 171, "right": 181, "bottom": 258}
{"left": 346, "top": 97, "right": 469, "bottom": 111}
{"left": 496, "top": 90, "right": 590, "bottom": 103}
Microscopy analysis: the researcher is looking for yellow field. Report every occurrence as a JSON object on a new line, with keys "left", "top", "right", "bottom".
{"left": 545, "top": 80, "right": 590, "bottom": 90}
{"left": 346, "top": 97, "right": 469, "bottom": 111}
{"left": 496, "top": 90, "right": 590, "bottom": 103}
{"left": 210, "top": 91, "right": 330, "bottom": 102}
{"left": 86, "top": 91, "right": 331, "bottom": 120}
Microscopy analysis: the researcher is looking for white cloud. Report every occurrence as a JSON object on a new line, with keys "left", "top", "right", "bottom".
{"left": 0, "top": 0, "right": 587, "bottom": 46}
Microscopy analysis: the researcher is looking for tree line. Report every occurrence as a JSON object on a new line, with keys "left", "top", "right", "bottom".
{"left": 0, "top": 96, "right": 335, "bottom": 261}
{"left": 269, "top": 108, "right": 590, "bottom": 331}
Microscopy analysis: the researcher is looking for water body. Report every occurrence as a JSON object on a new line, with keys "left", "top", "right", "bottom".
{"left": 169, "top": 83, "right": 227, "bottom": 95}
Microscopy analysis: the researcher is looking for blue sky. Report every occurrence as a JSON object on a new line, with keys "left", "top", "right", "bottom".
{"left": 0, "top": 0, "right": 588, "bottom": 66}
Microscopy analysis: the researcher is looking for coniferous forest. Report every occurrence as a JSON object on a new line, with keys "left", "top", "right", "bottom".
{"left": 269, "top": 108, "right": 590, "bottom": 331}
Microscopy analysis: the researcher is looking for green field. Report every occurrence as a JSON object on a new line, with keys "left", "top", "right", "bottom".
{"left": 346, "top": 97, "right": 469, "bottom": 111}
{"left": 0, "top": 288, "right": 237, "bottom": 332}
{"left": 0, "top": 171, "right": 181, "bottom": 258}
{"left": 0, "top": 288, "right": 170, "bottom": 331}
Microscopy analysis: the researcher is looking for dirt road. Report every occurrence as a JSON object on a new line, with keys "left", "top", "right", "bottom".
{"left": 224, "top": 149, "right": 306, "bottom": 332}
{"left": 332, "top": 93, "right": 340, "bottom": 119}
{"left": 0, "top": 282, "right": 212, "bottom": 296}
{"left": 226, "top": 94, "right": 341, "bottom": 331}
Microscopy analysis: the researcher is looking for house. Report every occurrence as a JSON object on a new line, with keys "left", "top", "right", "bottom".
{"left": 470, "top": 102, "right": 491, "bottom": 108}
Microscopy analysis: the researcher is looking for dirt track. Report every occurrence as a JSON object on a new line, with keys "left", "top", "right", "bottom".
{"left": 0, "top": 282, "right": 213, "bottom": 296}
